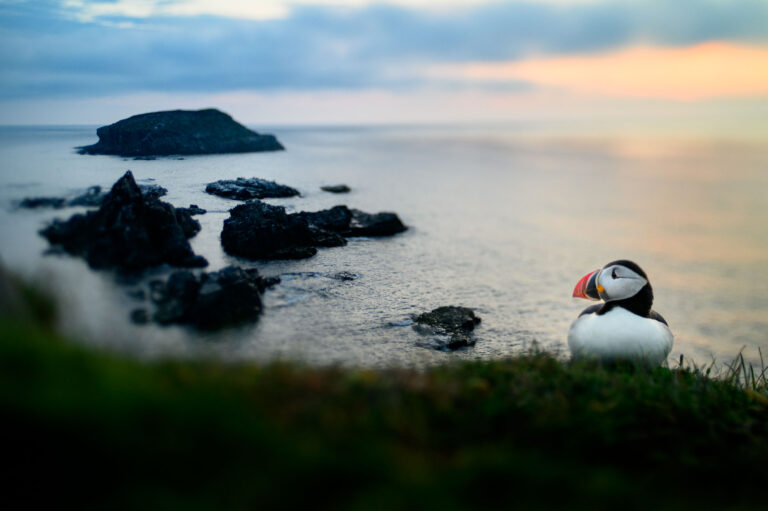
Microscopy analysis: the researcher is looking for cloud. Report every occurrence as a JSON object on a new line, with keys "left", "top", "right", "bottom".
{"left": 0, "top": 0, "right": 767, "bottom": 99}
{"left": 60, "top": 1, "right": 522, "bottom": 22}
{"left": 428, "top": 42, "right": 768, "bottom": 100}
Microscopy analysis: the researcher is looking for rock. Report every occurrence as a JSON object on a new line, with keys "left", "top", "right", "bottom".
{"left": 296, "top": 205, "right": 353, "bottom": 232}
{"left": 347, "top": 210, "right": 408, "bottom": 237}
{"left": 182, "top": 204, "right": 206, "bottom": 215}
{"left": 126, "top": 288, "right": 146, "bottom": 301}
{"left": 138, "top": 184, "right": 168, "bottom": 201}
{"left": 19, "top": 197, "right": 66, "bottom": 209}
{"left": 130, "top": 309, "right": 149, "bottom": 324}
{"left": 221, "top": 201, "right": 340, "bottom": 260}
{"left": 221, "top": 202, "right": 406, "bottom": 261}
{"left": 205, "top": 178, "right": 299, "bottom": 200}
{"left": 19, "top": 184, "right": 167, "bottom": 209}
{"left": 77, "top": 109, "right": 284, "bottom": 157}
{"left": 413, "top": 306, "right": 481, "bottom": 351}
{"left": 307, "top": 226, "right": 348, "bottom": 248}
{"left": 295, "top": 205, "right": 407, "bottom": 237}
{"left": 40, "top": 171, "right": 207, "bottom": 272}
{"left": 332, "top": 271, "right": 358, "bottom": 281}
{"left": 68, "top": 186, "right": 106, "bottom": 207}
{"left": 321, "top": 184, "right": 351, "bottom": 194}
{"left": 148, "top": 266, "right": 278, "bottom": 330}
{"left": 175, "top": 208, "right": 201, "bottom": 239}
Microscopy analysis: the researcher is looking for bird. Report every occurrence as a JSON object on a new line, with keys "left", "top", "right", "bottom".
{"left": 568, "top": 260, "right": 673, "bottom": 366}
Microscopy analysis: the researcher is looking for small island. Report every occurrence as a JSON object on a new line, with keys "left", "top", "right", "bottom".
{"left": 77, "top": 108, "right": 284, "bottom": 157}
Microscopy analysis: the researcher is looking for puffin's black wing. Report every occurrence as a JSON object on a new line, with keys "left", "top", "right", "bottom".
{"left": 649, "top": 310, "right": 669, "bottom": 326}
{"left": 578, "top": 304, "right": 602, "bottom": 318}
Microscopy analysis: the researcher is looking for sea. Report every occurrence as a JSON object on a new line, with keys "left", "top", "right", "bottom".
{"left": 1, "top": 124, "right": 766, "bottom": 368}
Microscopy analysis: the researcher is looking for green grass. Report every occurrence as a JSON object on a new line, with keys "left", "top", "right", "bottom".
{"left": 2, "top": 275, "right": 768, "bottom": 509}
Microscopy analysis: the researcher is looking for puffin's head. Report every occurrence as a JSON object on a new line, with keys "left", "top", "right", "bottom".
{"left": 572, "top": 260, "right": 649, "bottom": 302}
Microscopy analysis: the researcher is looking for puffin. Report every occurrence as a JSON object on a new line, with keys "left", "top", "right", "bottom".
{"left": 568, "top": 260, "right": 673, "bottom": 366}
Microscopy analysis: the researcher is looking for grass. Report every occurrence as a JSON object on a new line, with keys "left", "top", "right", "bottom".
{"left": 2, "top": 272, "right": 768, "bottom": 509}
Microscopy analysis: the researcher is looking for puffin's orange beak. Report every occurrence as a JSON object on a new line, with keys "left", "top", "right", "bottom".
{"left": 573, "top": 269, "right": 601, "bottom": 300}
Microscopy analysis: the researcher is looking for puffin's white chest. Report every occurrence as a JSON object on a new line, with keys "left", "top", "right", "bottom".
{"left": 567, "top": 307, "right": 673, "bottom": 366}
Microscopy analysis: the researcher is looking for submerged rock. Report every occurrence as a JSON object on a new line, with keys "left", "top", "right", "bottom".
{"left": 413, "top": 306, "right": 481, "bottom": 351}
{"left": 19, "top": 184, "right": 167, "bottom": 209}
{"left": 321, "top": 184, "right": 351, "bottom": 194}
{"left": 77, "top": 109, "right": 284, "bottom": 157}
{"left": 332, "top": 271, "right": 358, "bottom": 281}
{"left": 40, "top": 171, "right": 206, "bottom": 271}
{"left": 143, "top": 266, "right": 278, "bottom": 330}
{"left": 221, "top": 201, "right": 343, "bottom": 260}
{"left": 205, "top": 178, "right": 299, "bottom": 200}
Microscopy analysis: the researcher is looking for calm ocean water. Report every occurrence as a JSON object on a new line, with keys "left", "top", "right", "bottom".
{"left": 0, "top": 124, "right": 766, "bottom": 367}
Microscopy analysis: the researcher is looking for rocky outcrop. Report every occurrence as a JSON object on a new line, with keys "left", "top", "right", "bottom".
{"left": 413, "top": 306, "right": 481, "bottom": 350}
{"left": 40, "top": 171, "right": 207, "bottom": 271}
{"left": 321, "top": 185, "right": 351, "bottom": 194}
{"left": 205, "top": 178, "right": 299, "bottom": 200}
{"left": 221, "top": 202, "right": 407, "bottom": 261}
{"left": 77, "top": 109, "right": 284, "bottom": 157}
{"left": 221, "top": 201, "right": 346, "bottom": 260}
{"left": 296, "top": 205, "right": 408, "bottom": 237}
{"left": 133, "top": 266, "right": 278, "bottom": 330}
{"left": 19, "top": 184, "right": 167, "bottom": 209}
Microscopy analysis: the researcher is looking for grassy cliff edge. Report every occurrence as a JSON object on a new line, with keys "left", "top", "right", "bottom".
{"left": 1, "top": 273, "right": 767, "bottom": 509}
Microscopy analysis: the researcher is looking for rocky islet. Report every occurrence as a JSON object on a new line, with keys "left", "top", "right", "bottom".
{"left": 77, "top": 109, "right": 284, "bottom": 157}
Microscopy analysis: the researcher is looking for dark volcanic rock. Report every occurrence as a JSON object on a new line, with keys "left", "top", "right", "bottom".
{"left": 175, "top": 208, "right": 202, "bottom": 238}
{"left": 205, "top": 178, "right": 299, "bottom": 200}
{"left": 77, "top": 109, "right": 284, "bottom": 157}
{"left": 137, "top": 184, "right": 168, "bottom": 201}
{"left": 19, "top": 184, "right": 167, "bottom": 209}
{"left": 19, "top": 197, "right": 66, "bottom": 209}
{"left": 221, "top": 201, "right": 343, "bottom": 260}
{"left": 413, "top": 306, "right": 482, "bottom": 351}
{"left": 40, "top": 171, "right": 207, "bottom": 271}
{"left": 68, "top": 186, "right": 107, "bottom": 207}
{"left": 181, "top": 204, "right": 206, "bottom": 215}
{"left": 296, "top": 205, "right": 353, "bottom": 232}
{"left": 296, "top": 205, "right": 407, "bottom": 237}
{"left": 221, "top": 202, "right": 406, "bottom": 261}
{"left": 332, "top": 271, "right": 358, "bottom": 281}
{"left": 148, "top": 266, "right": 278, "bottom": 330}
{"left": 321, "top": 184, "right": 351, "bottom": 194}
{"left": 347, "top": 210, "right": 408, "bottom": 237}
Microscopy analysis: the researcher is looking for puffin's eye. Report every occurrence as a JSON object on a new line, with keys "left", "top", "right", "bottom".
{"left": 611, "top": 268, "right": 618, "bottom": 279}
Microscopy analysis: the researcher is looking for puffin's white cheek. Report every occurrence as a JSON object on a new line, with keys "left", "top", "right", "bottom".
{"left": 606, "top": 277, "right": 647, "bottom": 301}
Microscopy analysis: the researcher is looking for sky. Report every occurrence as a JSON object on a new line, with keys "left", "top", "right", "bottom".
{"left": 0, "top": 0, "right": 767, "bottom": 126}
